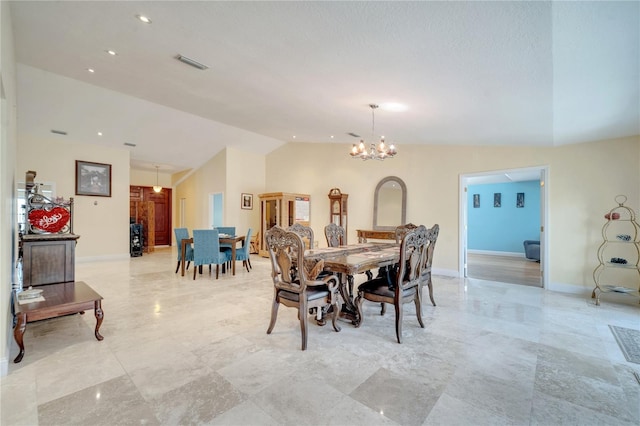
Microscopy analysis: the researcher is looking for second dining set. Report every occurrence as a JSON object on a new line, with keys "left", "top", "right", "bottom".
{"left": 175, "top": 226, "right": 252, "bottom": 279}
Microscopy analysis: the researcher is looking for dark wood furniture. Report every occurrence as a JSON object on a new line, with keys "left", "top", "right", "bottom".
{"left": 265, "top": 226, "right": 341, "bottom": 350}
{"left": 13, "top": 281, "right": 104, "bottom": 363}
{"left": 355, "top": 226, "right": 428, "bottom": 343}
{"left": 356, "top": 229, "right": 396, "bottom": 243}
{"left": 180, "top": 235, "right": 245, "bottom": 276}
{"left": 324, "top": 223, "right": 346, "bottom": 247}
{"left": 328, "top": 188, "right": 348, "bottom": 244}
{"left": 21, "top": 233, "right": 80, "bottom": 286}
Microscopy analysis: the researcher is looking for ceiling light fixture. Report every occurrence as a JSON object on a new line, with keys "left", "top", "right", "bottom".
{"left": 153, "top": 166, "right": 162, "bottom": 193}
{"left": 106, "top": 50, "right": 117, "bottom": 56}
{"left": 136, "top": 15, "right": 151, "bottom": 24}
{"left": 176, "top": 55, "right": 209, "bottom": 70}
{"left": 87, "top": 68, "right": 95, "bottom": 73}
{"left": 349, "top": 104, "right": 397, "bottom": 161}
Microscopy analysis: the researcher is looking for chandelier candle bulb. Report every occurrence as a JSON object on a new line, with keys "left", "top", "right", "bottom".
{"left": 348, "top": 104, "right": 398, "bottom": 161}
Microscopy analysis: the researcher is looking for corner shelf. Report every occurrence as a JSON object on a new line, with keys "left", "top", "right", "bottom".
{"left": 592, "top": 195, "right": 640, "bottom": 305}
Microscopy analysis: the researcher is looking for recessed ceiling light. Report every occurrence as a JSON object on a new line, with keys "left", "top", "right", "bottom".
{"left": 330, "top": 135, "right": 334, "bottom": 139}
{"left": 87, "top": 68, "right": 95, "bottom": 73}
{"left": 106, "top": 50, "right": 117, "bottom": 56}
{"left": 136, "top": 14, "right": 151, "bottom": 24}
{"left": 97, "top": 132, "right": 103, "bottom": 136}
{"left": 292, "top": 135, "right": 296, "bottom": 139}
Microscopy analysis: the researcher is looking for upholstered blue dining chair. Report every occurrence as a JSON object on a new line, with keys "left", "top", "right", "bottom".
{"left": 192, "top": 229, "right": 232, "bottom": 280}
{"left": 235, "top": 228, "right": 253, "bottom": 272}
{"left": 174, "top": 228, "right": 194, "bottom": 273}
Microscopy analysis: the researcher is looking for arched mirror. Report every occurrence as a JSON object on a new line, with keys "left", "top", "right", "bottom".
{"left": 373, "top": 176, "right": 407, "bottom": 230}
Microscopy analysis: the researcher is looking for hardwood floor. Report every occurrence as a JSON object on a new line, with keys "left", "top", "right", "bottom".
{"left": 467, "top": 253, "right": 541, "bottom": 287}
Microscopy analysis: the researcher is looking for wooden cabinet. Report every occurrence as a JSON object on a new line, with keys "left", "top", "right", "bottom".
{"left": 328, "top": 188, "right": 348, "bottom": 244}
{"left": 356, "top": 229, "right": 396, "bottom": 243}
{"left": 21, "top": 234, "right": 80, "bottom": 286}
{"left": 259, "top": 192, "right": 310, "bottom": 257}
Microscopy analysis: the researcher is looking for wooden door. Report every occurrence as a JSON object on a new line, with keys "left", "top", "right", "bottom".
{"left": 130, "top": 186, "right": 172, "bottom": 247}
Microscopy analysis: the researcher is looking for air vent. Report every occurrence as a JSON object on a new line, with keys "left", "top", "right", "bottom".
{"left": 176, "top": 55, "right": 209, "bottom": 70}
{"left": 123, "top": 142, "right": 137, "bottom": 147}
{"left": 50, "top": 129, "right": 67, "bottom": 135}
{"left": 347, "top": 132, "right": 360, "bottom": 138}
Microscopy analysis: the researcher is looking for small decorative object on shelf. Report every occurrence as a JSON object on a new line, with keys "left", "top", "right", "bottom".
{"left": 592, "top": 195, "right": 640, "bottom": 306}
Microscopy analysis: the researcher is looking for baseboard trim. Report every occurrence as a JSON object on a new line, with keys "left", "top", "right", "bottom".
{"left": 468, "top": 250, "right": 524, "bottom": 258}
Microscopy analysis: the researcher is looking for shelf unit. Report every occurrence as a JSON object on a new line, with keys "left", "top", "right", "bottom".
{"left": 258, "top": 192, "right": 310, "bottom": 257}
{"left": 592, "top": 195, "right": 640, "bottom": 305}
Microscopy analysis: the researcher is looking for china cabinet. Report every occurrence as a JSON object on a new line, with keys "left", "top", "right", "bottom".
{"left": 258, "top": 192, "right": 310, "bottom": 257}
{"left": 592, "top": 195, "right": 640, "bottom": 305}
{"left": 328, "top": 188, "right": 348, "bottom": 244}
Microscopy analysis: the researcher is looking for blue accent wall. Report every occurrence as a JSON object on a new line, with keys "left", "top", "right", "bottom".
{"left": 468, "top": 181, "right": 540, "bottom": 253}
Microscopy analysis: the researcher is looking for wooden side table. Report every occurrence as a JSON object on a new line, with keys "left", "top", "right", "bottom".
{"left": 13, "top": 281, "right": 104, "bottom": 363}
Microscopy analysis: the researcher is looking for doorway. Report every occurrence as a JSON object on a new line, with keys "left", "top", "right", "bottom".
{"left": 130, "top": 186, "right": 173, "bottom": 247}
{"left": 459, "top": 166, "right": 548, "bottom": 288}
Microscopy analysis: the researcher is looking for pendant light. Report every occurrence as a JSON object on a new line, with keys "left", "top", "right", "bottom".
{"left": 153, "top": 165, "right": 162, "bottom": 193}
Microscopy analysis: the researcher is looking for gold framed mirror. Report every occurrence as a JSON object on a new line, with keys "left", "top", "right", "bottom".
{"left": 373, "top": 176, "right": 406, "bottom": 230}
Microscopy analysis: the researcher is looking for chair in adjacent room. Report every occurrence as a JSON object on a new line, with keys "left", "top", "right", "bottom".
{"left": 249, "top": 231, "right": 260, "bottom": 254}
{"left": 216, "top": 226, "right": 236, "bottom": 267}
{"left": 174, "top": 228, "right": 194, "bottom": 273}
{"left": 192, "top": 229, "right": 232, "bottom": 280}
{"left": 324, "top": 223, "right": 346, "bottom": 247}
{"left": 355, "top": 225, "right": 427, "bottom": 343}
{"left": 287, "top": 223, "right": 314, "bottom": 250}
{"left": 265, "top": 225, "right": 341, "bottom": 350}
{"left": 420, "top": 224, "right": 440, "bottom": 306}
{"left": 235, "top": 228, "right": 253, "bottom": 272}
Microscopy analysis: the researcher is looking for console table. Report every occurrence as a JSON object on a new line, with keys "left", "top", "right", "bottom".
{"left": 13, "top": 281, "right": 103, "bottom": 363}
{"left": 356, "top": 229, "right": 396, "bottom": 243}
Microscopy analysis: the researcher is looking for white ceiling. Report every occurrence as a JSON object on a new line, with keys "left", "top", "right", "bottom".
{"left": 10, "top": 1, "right": 639, "bottom": 173}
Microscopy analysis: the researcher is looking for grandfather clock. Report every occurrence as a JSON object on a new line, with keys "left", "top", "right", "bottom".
{"left": 328, "top": 188, "right": 348, "bottom": 244}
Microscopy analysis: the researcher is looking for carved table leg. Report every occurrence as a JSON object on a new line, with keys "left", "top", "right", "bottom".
{"left": 94, "top": 301, "right": 104, "bottom": 341}
{"left": 339, "top": 274, "right": 361, "bottom": 325}
{"left": 13, "top": 313, "right": 27, "bottom": 363}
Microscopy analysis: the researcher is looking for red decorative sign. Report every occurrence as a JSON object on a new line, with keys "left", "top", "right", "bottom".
{"left": 28, "top": 207, "right": 70, "bottom": 233}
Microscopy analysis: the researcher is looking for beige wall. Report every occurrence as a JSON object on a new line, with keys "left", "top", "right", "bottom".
{"left": 17, "top": 135, "right": 130, "bottom": 259}
{"left": 130, "top": 168, "right": 172, "bottom": 189}
{"left": 0, "top": 0, "right": 18, "bottom": 375}
{"left": 266, "top": 136, "right": 640, "bottom": 291}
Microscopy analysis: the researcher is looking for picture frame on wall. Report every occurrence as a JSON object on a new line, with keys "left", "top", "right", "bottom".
{"left": 494, "top": 193, "right": 501, "bottom": 207}
{"left": 473, "top": 194, "right": 480, "bottom": 208}
{"left": 75, "top": 160, "right": 112, "bottom": 197}
{"left": 241, "top": 193, "right": 253, "bottom": 210}
{"left": 516, "top": 192, "right": 525, "bottom": 208}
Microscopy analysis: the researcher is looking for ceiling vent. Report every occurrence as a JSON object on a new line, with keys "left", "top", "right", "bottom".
{"left": 347, "top": 132, "right": 360, "bottom": 138}
{"left": 176, "top": 55, "right": 209, "bottom": 70}
{"left": 123, "top": 142, "right": 137, "bottom": 147}
{"left": 50, "top": 129, "right": 67, "bottom": 135}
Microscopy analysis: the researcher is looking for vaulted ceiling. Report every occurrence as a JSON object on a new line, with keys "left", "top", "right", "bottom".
{"left": 10, "top": 1, "right": 639, "bottom": 173}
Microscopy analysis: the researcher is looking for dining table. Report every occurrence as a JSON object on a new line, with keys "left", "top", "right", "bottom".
{"left": 180, "top": 235, "right": 246, "bottom": 277}
{"left": 304, "top": 242, "right": 400, "bottom": 326}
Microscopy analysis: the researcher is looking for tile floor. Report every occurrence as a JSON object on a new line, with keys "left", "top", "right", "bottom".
{"left": 2, "top": 248, "right": 639, "bottom": 425}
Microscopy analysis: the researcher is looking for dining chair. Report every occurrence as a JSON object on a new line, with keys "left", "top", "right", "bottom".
{"left": 174, "top": 228, "right": 194, "bottom": 273}
{"left": 192, "top": 229, "right": 232, "bottom": 280}
{"left": 216, "top": 226, "right": 236, "bottom": 267}
{"left": 249, "top": 231, "right": 260, "bottom": 254}
{"left": 324, "top": 223, "right": 345, "bottom": 247}
{"left": 287, "top": 223, "right": 314, "bottom": 250}
{"left": 265, "top": 225, "right": 341, "bottom": 350}
{"left": 420, "top": 224, "right": 440, "bottom": 306}
{"left": 355, "top": 225, "right": 428, "bottom": 343}
{"left": 394, "top": 223, "right": 418, "bottom": 243}
{"left": 235, "top": 228, "right": 253, "bottom": 272}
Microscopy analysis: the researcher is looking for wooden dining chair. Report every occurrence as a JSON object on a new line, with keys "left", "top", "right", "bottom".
{"left": 287, "top": 223, "right": 314, "bottom": 250}
{"left": 394, "top": 223, "right": 418, "bottom": 243}
{"left": 249, "top": 231, "right": 260, "bottom": 254}
{"left": 355, "top": 225, "right": 428, "bottom": 343}
{"left": 174, "top": 228, "right": 193, "bottom": 273}
{"left": 324, "top": 223, "right": 346, "bottom": 247}
{"left": 265, "top": 225, "right": 341, "bottom": 350}
{"left": 420, "top": 224, "right": 440, "bottom": 306}
{"left": 192, "top": 229, "right": 231, "bottom": 280}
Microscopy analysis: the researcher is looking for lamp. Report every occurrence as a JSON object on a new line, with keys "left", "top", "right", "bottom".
{"left": 153, "top": 166, "right": 162, "bottom": 193}
{"left": 349, "top": 104, "right": 397, "bottom": 160}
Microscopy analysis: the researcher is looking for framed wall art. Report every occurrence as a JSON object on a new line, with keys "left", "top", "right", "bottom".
{"left": 516, "top": 192, "right": 525, "bottom": 208}
{"left": 241, "top": 193, "right": 253, "bottom": 210}
{"left": 473, "top": 194, "right": 480, "bottom": 208}
{"left": 75, "top": 160, "right": 111, "bottom": 197}
{"left": 493, "top": 193, "right": 501, "bottom": 208}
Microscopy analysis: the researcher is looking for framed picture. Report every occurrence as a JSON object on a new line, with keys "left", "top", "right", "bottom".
{"left": 473, "top": 194, "right": 480, "bottom": 208}
{"left": 75, "top": 160, "right": 111, "bottom": 197}
{"left": 241, "top": 193, "right": 253, "bottom": 210}
{"left": 516, "top": 192, "right": 525, "bottom": 208}
{"left": 493, "top": 193, "right": 501, "bottom": 208}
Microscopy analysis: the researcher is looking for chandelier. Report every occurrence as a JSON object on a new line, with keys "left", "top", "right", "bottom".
{"left": 349, "top": 104, "right": 397, "bottom": 160}
{"left": 153, "top": 165, "right": 162, "bottom": 193}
